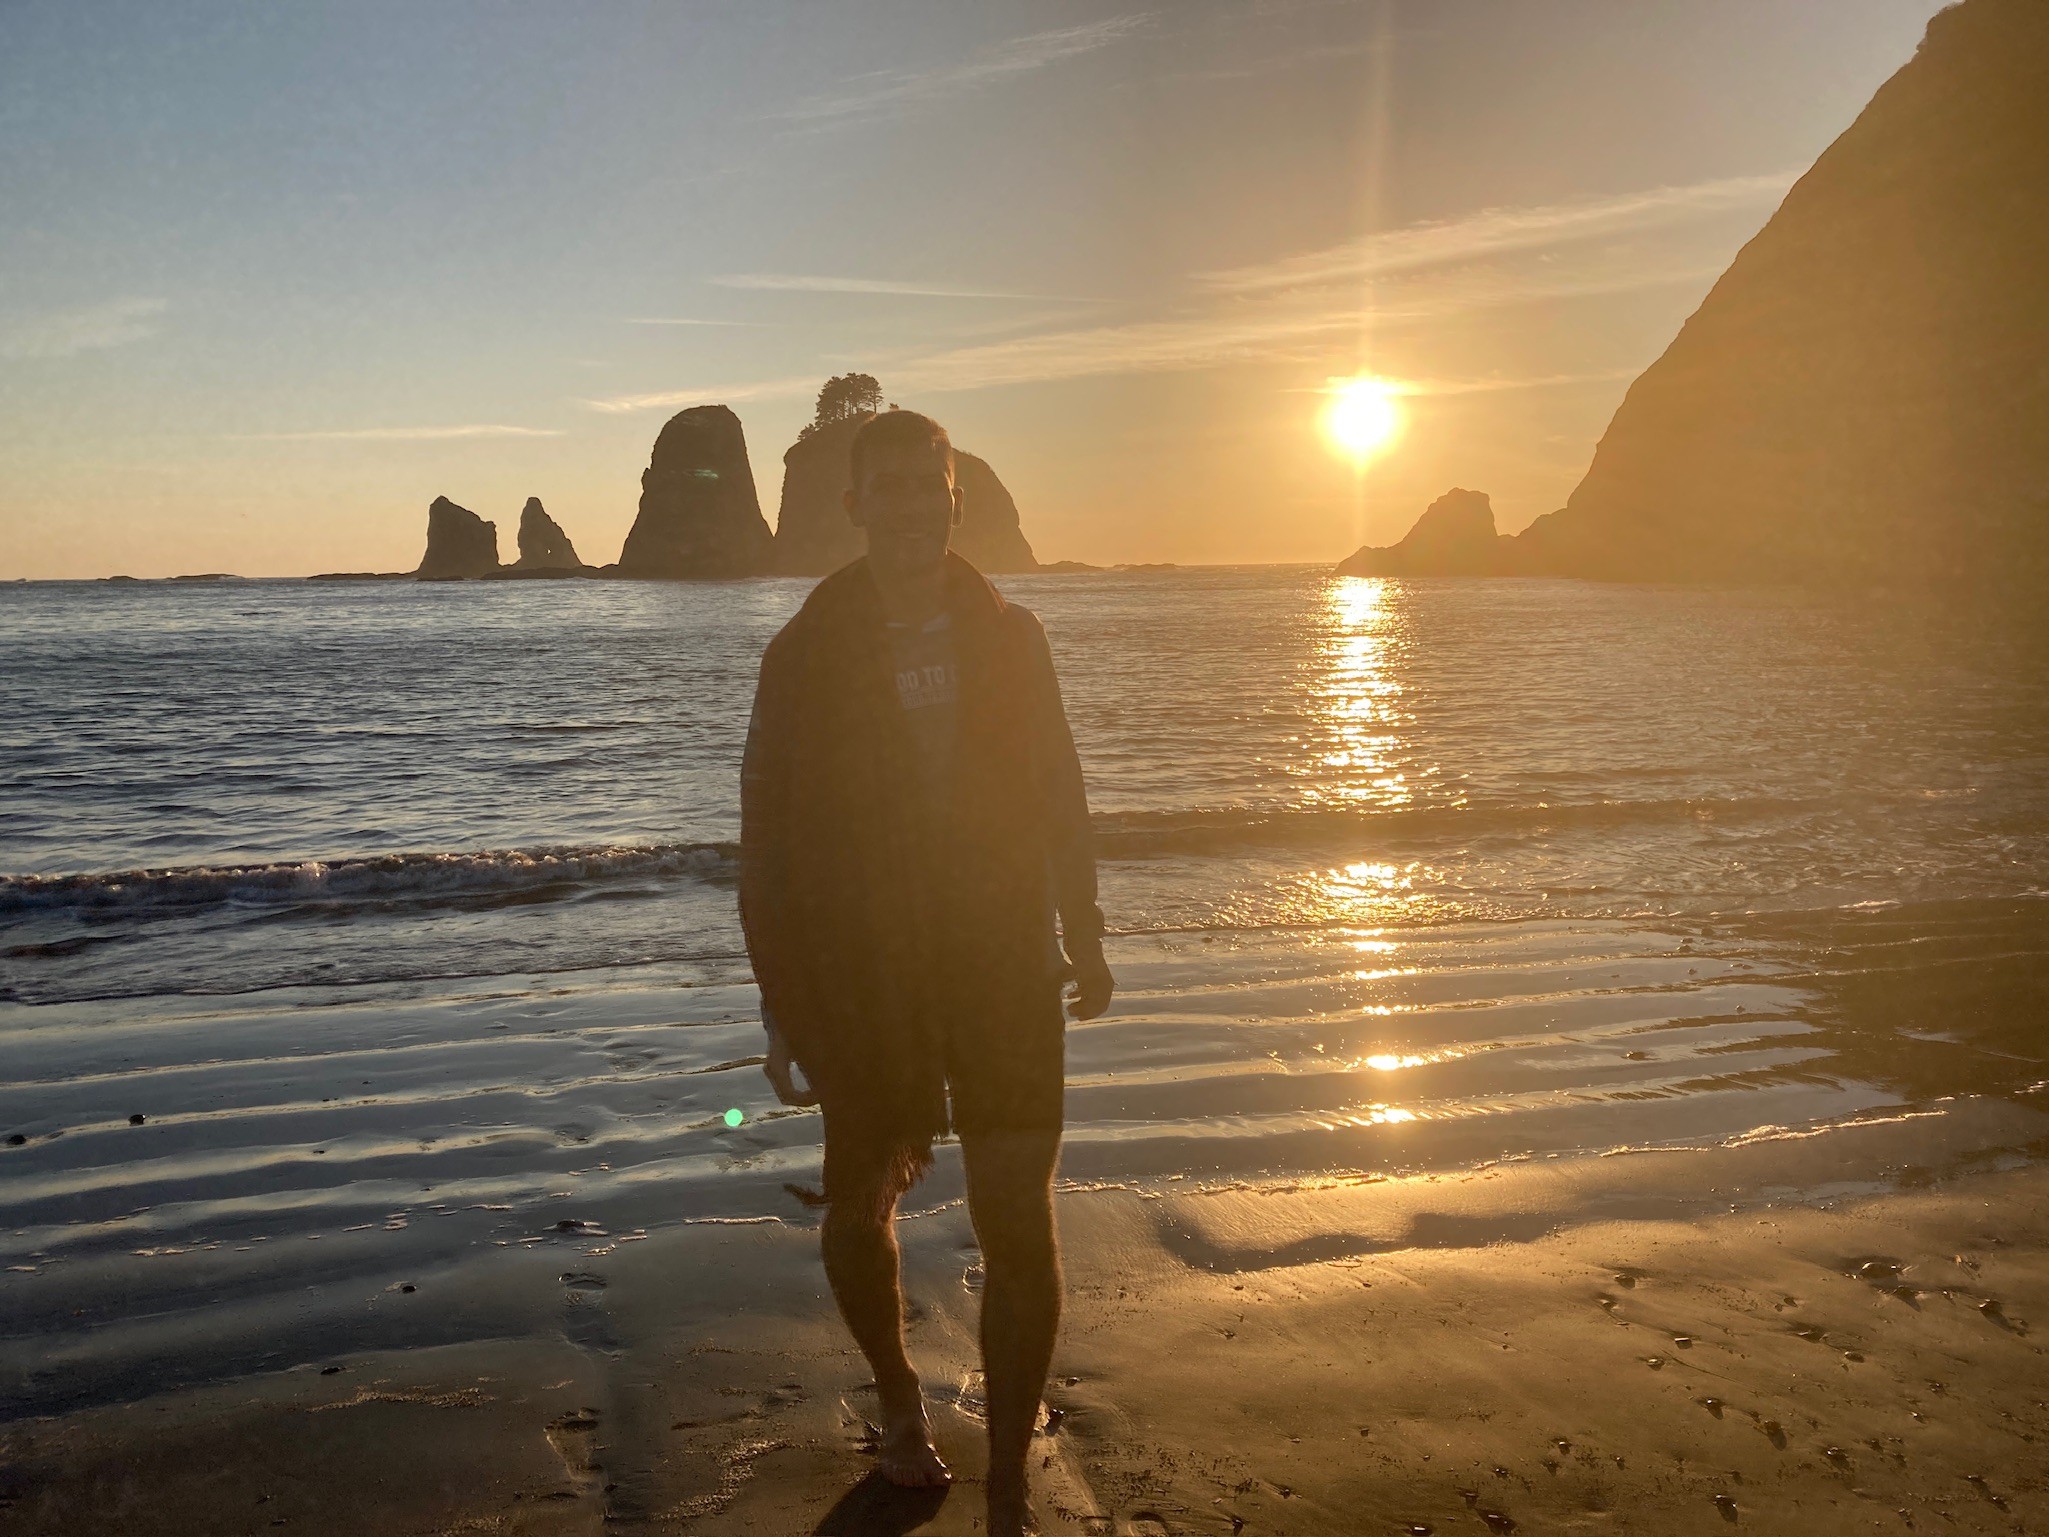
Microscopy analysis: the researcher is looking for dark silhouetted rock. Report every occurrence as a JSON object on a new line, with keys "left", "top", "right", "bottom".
{"left": 771, "top": 413, "right": 1039, "bottom": 575}
{"left": 952, "top": 450, "right": 1039, "bottom": 573}
{"left": 614, "top": 406, "right": 773, "bottom": 579}
{"left": 514, "top": 497, "right": 584, "bottom": 571}
{"left": 414, "top": 496, "right": 499, "bottom": 580}
{"left": 1338, "top": 489, "right": 1517, "bottom": 577}
{"left": 772, "top": 416, "right": 865, "bottom": 575}
{"left": 1511, "top": 0, "right": 2049, "bottom": 591}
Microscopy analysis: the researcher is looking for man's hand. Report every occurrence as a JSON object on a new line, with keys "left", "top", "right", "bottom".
{"left": 763, "top": 1022, "right": 819, "bottom": 1106}
{"left": 1063, "top": 942, "right": 1115, "bottom": 1021}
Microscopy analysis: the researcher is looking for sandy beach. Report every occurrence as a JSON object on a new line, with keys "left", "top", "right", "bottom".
{"left": 8, "top": 576, "right": 2049, "bottom": 1534}
{"left": 8, "top": 1146, "right": 2045, "bottom": 1535}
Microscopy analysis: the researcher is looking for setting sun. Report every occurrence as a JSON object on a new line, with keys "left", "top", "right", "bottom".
{"left": 1322, "top": 376, "right": 1405, "bottom": 463}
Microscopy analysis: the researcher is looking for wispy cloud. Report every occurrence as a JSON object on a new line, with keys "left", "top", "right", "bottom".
{"left": 1198, "top": 171, "right": 1796, "bottom": 294}
{"left": 586, "top": 260, "right": 1717, "bottom": 414}
{"left": 585, "top": 171, "right": 1780, "bottom": 413}
{"left": 708, "top": 273, "right": 1081, "bottom": 302}
{"left": 775, "top": 15, "right": 1151, "bottom": 126}
{"left": 238, "top": 424, "right": 564, "bottom": 442}
{"left": 2, "top": 296, "right": 166, "bottom": 359}
{"left": 1381, "top": 368, "right": 1642, "bottom": 398}
{"left": 622, "top": 316, "right": 772, "bottom": 327}
{"left": 585, "top": 375, "right": 825, "bottom": 416}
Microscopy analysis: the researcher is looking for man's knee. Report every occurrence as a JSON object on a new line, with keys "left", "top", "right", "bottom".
{"left": 823, "top": 1135, "right": 925, "bottom": 1233}
{"left": 963, "top": 1131, "right": 1061, "bottom": 1273}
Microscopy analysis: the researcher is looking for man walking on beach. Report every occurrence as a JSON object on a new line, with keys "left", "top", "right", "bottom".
{"left": 739, "top": 409, "right": 1113, "bottom": 1536}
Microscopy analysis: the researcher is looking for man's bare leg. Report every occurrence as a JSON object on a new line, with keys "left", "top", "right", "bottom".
{"left": 819, "top": 1144, "right": 949, "bottom": 1487}
{"left": 962, "top": 1129, "right": 1063, "bottom": 1537}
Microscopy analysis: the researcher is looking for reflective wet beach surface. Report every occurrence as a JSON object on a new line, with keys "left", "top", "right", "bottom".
{"left": 3, "top": 570, "right": 2047, "bottom": 1414}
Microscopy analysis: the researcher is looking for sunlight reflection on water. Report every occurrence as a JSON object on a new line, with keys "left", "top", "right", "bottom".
{"left": 1309, "top": 576, "right": 1411, "bottom": 811}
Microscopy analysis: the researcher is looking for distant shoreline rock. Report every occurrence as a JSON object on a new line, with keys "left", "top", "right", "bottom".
{"left": 1338, "top": 489, "right": 1518, "bottom": 578}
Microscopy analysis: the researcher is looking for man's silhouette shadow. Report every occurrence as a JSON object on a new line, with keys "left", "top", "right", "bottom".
{"left": 813, "top": 1468, "right": 951, "bottom": 1535}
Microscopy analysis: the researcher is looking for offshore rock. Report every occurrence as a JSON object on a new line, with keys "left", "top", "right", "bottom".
{"left": 413, "top": 496, "right": 499, "bottom": 580}
{"left": 952, "top": 450, "right": 1039, "bottom": 573}
{"left": 514, "top": 497, "right": 584, "bottom": 570}
{"left": 771, "top": 413, "right": 1039, "bottom": 575}
{"left": 771, "top": 416, "right": 865, "bottom": 575}
{"left": 1338, "top": 489, "right": 1515, "bottom": 578}
{"left": 615, "top": 405, "right": 773, "bottom": 579}
{"left": 1515, "top": 0, "right": 2049, "bottom": 592}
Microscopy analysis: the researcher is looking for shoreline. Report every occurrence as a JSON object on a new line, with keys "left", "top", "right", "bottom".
{"left": 7, "top": 1155, "right": 2045, "bottom": 1533}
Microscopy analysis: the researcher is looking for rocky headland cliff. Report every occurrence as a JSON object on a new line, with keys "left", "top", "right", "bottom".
{"left": 1345, "top": 0, "right": 2049, "bottom": 592}
{"left": 413, "top": 497, "right": 499, "bottom": 580}
{"left": 772, "top": 412, "right": 1038, "bottom": 575}
{"left": 614, "top": 406, "right": 774, "bottom": 579}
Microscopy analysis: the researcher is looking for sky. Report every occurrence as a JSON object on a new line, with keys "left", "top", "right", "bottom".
{"left": 0, "top": 0, "right": 1952, "bottom": 579}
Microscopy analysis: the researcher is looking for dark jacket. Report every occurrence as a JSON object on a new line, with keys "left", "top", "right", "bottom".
{"left": 738, "top": 552, "right": 1101, "bottom": 1152}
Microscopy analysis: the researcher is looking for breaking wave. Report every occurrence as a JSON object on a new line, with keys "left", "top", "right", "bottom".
{"left": 0, "top": 841, "right": 740, "bottom": 918}
{"left": 2, "top": 794, "right": 1840, "bottom": 923}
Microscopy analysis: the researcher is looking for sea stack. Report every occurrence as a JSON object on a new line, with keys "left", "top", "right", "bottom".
{"left": 951, "top": 450, "right": 1039, "bottom": 573}
{"left": 513, "top": 497, "right": 584, "bottom": 571}
{"left": 1514, "top": 0, "right": 2049, "bottom": 592}
{"left": 772, "top": 413, "right": 1039, "bottom": 575}
{"left": 1338, "top": 489, "right": 1512, "bottom": 577}
{"left": 414, "top": 496, "right": 499, "bottom": 579}
{"left": 614, "top": 405, "right": 774, "bottom": 579}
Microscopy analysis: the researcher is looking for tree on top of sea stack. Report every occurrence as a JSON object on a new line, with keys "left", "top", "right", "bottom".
{"left": 1513, "top": 0, "right": 2049, "bottom": 595}
{"left": 799, "top": 373, "right": 883, "bottom": 441}
{"left": 614, "top": 405, "right": 775, "bottom": 579}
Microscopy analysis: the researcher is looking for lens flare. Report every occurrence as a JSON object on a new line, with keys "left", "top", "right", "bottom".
{"left": 1323, "top": 377, "right": 1405, "bottom": 462}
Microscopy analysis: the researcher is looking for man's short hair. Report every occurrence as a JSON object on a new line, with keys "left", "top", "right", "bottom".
{"left": 849, "top": 409, "right": 955, "bottom": 491}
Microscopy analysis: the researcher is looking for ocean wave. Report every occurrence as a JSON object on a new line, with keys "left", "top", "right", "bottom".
{"left": 1, "top": 795, "right": 1840, "bottom": 922}
{"left": 0, "top": 841, "right": 739, "bottom": 918}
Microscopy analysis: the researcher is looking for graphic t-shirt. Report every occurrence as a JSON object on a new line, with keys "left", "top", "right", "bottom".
{"left": 887, "top": 613, "right": 958, "bottom": 807}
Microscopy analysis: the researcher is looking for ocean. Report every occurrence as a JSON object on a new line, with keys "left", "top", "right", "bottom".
{"left": 5, "top": 568, "right": 2048, "bottom": 1413}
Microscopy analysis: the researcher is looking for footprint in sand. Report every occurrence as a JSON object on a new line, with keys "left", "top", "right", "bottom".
{"left": 544, "top": 1408, "right": 603, "bottom": 1500}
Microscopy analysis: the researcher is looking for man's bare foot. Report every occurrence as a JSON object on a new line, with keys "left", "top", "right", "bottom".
{"left": 987, "top": 1470, "right": 1033, "bottom": 1536}
{"left": 875, "top": 1396, "right": 950, "bottom": 1488}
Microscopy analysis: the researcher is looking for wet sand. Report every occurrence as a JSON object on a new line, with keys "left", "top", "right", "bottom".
{"left": 7, "top": 1154, "right": 2045, "bottom": 1535}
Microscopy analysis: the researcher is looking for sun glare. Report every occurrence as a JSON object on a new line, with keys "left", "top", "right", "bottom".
{"left": 1323, "top": 377, "right": 1404, "bottom": 463}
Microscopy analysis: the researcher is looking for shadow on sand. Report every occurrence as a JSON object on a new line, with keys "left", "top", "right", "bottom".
{"left": 813, "top": 1468, "right": 952, "bottom": 1535}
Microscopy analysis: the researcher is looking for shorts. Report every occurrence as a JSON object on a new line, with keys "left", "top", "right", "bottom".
{"left": 819, "top": 987, "right": 1066, "bottom": 1200}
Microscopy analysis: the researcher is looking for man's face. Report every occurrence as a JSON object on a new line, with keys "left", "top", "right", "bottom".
{"left": 844, "top": 439, "right": 961, "bottom": 579}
